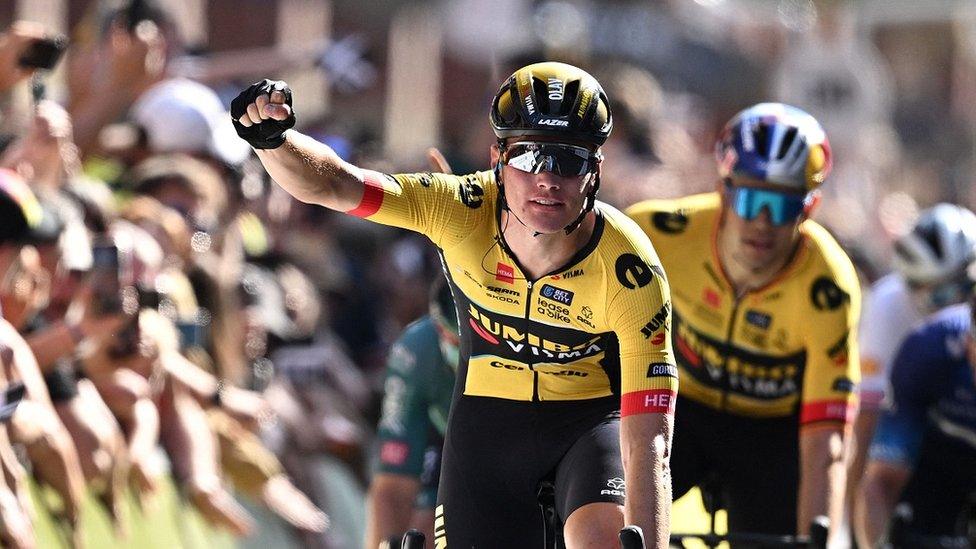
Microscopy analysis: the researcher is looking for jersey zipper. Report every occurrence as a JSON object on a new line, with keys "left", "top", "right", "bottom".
{"left": 719, "top": 295, "right": 742, "bottom": 411}
{"left": 525, "top": 280, "right": 539, "bottom": 401}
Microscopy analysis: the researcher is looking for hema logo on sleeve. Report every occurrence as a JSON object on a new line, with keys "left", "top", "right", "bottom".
{"left": 602, "top": 477, "right": 626, "bottom": 496}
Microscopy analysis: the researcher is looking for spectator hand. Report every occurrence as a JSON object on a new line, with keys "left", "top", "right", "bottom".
{"left": 188, "top": 477, "right": 255, "bottom": 537}
{"left": 0, "top": 486, "right": 33, "bottom": 549}
{"left": 231, "top": 79, "right": 296, "bottom": 149}
{"left": 427, "top": 147, "right": 453, "bottom": 174}
{"left": 219, "top": 386, "right": 273, "bottom": 432}
{"left": 0, "top": 21, "right": 45, "bottom": 93}
{"left": 261, "top": 475, "right": 329, "bottom": 533}
{"left": 129, "top": 452, "right": 162, "bottom": 512}
{"left": 104, "top": 20, "right": 165, "bottom": 93}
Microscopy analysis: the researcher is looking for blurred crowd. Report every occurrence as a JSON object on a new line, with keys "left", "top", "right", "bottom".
{"left": 0, "top": 0, "right": 973, "bottom": 548}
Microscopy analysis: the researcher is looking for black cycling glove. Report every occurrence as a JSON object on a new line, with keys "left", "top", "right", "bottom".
{"left": 231, "top": 79, "right": 297, "bottom": 149}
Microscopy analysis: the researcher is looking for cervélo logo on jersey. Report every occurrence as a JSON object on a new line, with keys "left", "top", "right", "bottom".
{"left": 467, "top": 303, "right": 604, "bottom": 361}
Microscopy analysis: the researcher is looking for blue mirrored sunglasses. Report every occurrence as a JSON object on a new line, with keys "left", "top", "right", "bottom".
{"left": 724, "top": 181, "right": 810, "bottom": 226}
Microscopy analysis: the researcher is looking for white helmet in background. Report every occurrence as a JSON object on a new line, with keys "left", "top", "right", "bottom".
{"left": 892, "top": 203, "right": 976, "bottom": 287}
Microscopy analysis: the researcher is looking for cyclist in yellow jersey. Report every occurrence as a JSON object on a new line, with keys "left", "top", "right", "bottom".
{"left": 231, "top": 63, "right": 677, "bottom": 548}
{"left": 627, "top": 103, "right": 860, "bottom": 544}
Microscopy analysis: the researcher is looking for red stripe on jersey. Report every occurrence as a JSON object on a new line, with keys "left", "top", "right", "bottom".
{"left": 621, "top": 389, "right": 676, "bottom": 416}
{"left": 800, "top": 399, "right": 854, "bottom": 425}
{"left": 348, "top": 172, "right": 385, "bottom": 218}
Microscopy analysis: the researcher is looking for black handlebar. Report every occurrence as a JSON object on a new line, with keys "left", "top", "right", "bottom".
{"left": 400, "top": 529, "right": 425, "bottom": 549}
{"left": 620, "top": 526, "right": 646, "bottom": 549}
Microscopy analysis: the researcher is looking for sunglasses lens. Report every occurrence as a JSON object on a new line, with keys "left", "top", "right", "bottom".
{"left": 728, "top": 186, "right": 807, "bottom": 225}
{"left": 505, "top": 143, "right": 592, "bottom": 177}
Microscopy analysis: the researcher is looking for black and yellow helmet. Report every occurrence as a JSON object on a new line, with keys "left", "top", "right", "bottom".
{"left": 490, "top": 62, "right": 613, "bottom": 146}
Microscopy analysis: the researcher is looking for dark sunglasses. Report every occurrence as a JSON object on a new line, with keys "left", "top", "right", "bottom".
{"left": 724, "top": 180, "right": 811, "bottom": 226}
{"left": 503, "top": 141, "right": 599, "bottom": 177}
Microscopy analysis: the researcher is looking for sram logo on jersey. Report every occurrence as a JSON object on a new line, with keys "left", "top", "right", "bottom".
{"left": 539, "top": 284, "right": 573, "bottom": 306}
{"left": 467, "top": 305, "right": 603, "bottom": 360}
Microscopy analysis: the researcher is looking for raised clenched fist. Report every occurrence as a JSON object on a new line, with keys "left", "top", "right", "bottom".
{"left": 231, "top": 79, "right": 296, "bottom": 149}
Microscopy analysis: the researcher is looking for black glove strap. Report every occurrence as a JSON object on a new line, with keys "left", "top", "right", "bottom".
{"left": 230, "top": 79, "right": 297, "bottom": 150}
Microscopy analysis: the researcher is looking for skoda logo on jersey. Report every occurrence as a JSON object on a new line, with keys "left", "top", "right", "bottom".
{"left": 615, "top": 254, "right": 654, "bottom": 289}
{"left": 811, "top": 277, "right": 849, "bottom": 311}
{"left": 540, "top": 284, "right": 574, "bottom": 306}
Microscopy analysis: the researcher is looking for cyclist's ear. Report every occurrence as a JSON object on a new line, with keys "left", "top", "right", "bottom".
{"left": 490, "top": 142, "right": 503, "bottom": 165}
{"left": 802, "top": 191, "right": 822, "bottom": 220}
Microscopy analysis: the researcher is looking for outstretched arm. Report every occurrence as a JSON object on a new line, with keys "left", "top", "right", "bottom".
{"left": 233, "top": 80, "right": 367, "bottom": 210}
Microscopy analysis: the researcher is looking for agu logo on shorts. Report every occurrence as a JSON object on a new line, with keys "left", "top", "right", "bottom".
{"left": 602, "top": 477, "right": 626, "bottom": 496}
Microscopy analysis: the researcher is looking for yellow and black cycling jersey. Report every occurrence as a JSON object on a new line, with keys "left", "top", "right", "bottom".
{"left": 348, "top": 169, "right": 677, "bottom": 416}
{"left": 626, "top": 193, "right": 860, "bottom": 425}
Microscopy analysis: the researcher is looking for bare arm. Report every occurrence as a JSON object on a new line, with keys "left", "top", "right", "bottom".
{"left": 238, "top": 87, "right": 367, "bottom": 210}
{"left": 621, "top": 412, "right": 673, "bottom": 548}
{"left": 365, "top": 474, "right": 422, "bottom": 549}
{"left": 855, "top": 461, "right": 911, "bottom": 548}
{"left": 158, "top": 378, "right": 255, "bottom": 537}
{"left": 797, "top": 426, "right": 847, "bottom": 537}
{"left": 844, "top": 407, "right": 879, "bottom": 533}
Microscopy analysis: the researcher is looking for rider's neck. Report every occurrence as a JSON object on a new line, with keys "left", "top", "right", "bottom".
{"left": 501, "top": 211, "right": 595, "bottom": 281}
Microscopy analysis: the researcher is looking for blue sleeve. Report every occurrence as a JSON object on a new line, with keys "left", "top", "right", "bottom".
{"left": 867, "top": 325, "right": 943, "bottom": 467}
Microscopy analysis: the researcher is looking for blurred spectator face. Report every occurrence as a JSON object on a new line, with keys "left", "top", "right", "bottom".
{"left": 0, "top": 245, "right": 50, "bottom": 328}
{"left": 143, "top": 176, "right": 198, "bottom": 220}
{"left": 493, "top": 136, "right": 600, "bottom": 235}
{"left": 129, "top": 154, "right": 227, "bottom": 231}
{"left": 719, "top": 177, "right": 806, "bottom": 272}
{"left": 121, "top": 196, "right": 192, "bottom": 265}
{"left": 0, "top": 169, "right": 51, "bottom": 325}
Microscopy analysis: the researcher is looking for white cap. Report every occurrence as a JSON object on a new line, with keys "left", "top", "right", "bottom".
{"left": 131, "top": 78, "right": 251, "bottom": 166}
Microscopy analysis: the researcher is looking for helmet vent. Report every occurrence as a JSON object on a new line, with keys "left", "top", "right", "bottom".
{"left": 532, "top": 77, "right": 550, "bottom": 115}
{"left": 893, "top": 240, "right": 918, "bottom": 264}
{"left": 753, "top": 124, "right": 769, "bottom": 157}
{"left": 561, "top": 80, "right": 580, "bottom": 117}
{"left": 918, "top": 225, "right": 945, "bottom": 260}
{"left": 778, "top": 127, "right": 799, "bottom": 159}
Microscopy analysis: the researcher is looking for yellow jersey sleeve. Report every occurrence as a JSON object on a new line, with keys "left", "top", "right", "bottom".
{"left": 798, "top": 231, "right": 862, "bottom": 427}
{"left": 603, "top": 213, "right": 678, "bottom": 416}
{"left": 348, "top": 170, "right": 493, "bottom": 250}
